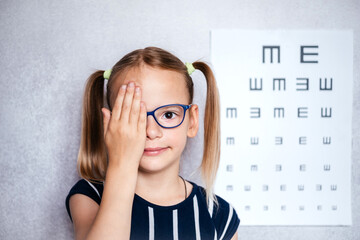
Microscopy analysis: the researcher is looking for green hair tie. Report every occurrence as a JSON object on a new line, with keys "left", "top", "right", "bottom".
{"left": 103, "top": 69, "right": 112, "bottom": 79}
{"left": 185, "top": 62, "right": 195, "bottom": 75}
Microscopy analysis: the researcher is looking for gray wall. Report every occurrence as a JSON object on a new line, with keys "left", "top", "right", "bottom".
{"left": 0, "top": 0, "right": 359, "bottom": 239}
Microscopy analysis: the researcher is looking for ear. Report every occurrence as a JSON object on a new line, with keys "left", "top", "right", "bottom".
{"left": 187, "top": 104, "right": 199, "bottom": 138}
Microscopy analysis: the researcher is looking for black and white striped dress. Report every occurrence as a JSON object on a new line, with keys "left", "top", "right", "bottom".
{"left": 66, "top": 179, "right": 240, "bottom": 240}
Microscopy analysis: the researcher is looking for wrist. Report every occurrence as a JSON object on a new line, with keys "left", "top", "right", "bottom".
{"left": 107, "top": 157, "right": 139, "bottom": 172}
{"left": 105, "top": 161, "right": 138, "bottom": 185}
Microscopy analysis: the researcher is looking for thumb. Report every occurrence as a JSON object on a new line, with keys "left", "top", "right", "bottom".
{"left": 101, "top": 108, "right": 111, "bottom": 138}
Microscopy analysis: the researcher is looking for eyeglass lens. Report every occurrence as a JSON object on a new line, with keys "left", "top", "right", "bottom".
{"left": 154, "top": 105, "right": 185, "bottom": 128}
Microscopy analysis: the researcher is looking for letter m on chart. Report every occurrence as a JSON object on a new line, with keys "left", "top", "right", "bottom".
{"left": 263, "top": 46, "right": 280, "bottom": 63}
{"left": 226, "top": 107, "right": 237, "bottom": 118}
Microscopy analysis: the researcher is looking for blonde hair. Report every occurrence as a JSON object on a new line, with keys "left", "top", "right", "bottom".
{"left": 77, "top": 47, "right": 220, "bottom": 209}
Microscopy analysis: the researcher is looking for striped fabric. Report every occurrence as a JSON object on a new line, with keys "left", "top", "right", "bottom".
{"left": 172, "top": 209, "right": 179, "bottom": 240}
{"left": 66, "top": 179, "right": 240, "bottom": 240}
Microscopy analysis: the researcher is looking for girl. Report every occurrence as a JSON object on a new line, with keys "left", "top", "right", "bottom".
{"left": 65, "top": 47, "right": 240, "bottom": 240}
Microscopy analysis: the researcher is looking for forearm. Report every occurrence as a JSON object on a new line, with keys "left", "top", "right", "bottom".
{"left": 85, "top": 161, "right": 138, "bottom": 240}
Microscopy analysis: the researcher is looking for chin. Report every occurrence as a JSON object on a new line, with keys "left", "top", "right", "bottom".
{"left": 139, "top": 157, "right": 165, "bottom": 173}
{"left": 138, "top": 156, "right": 177, "bottom": 174}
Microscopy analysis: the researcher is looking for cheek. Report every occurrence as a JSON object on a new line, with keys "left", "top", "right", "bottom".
{"left": 165, "top": 126, "right": 188, "bottom": 149}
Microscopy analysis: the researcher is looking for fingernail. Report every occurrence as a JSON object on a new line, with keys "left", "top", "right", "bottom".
{"left": 128, "top": 82, "right": 134, "bottom": 87}
{"left": 135, "top": 87, "right": 140, "bottom": 93}
{"left": 121, "top": 85, "right": 127, "bottom": 90}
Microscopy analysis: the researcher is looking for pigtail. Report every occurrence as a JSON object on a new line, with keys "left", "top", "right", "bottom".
{"left": 192, "top": 61, "right": 221, "bottom": 209}
{"left": 77, "top": 70, "right": 107, "bottom": 184}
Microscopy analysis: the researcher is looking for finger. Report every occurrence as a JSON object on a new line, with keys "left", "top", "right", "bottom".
{"left": 119, "top": 82, "right": 136, "bottom": 123}
{"left": 129, "top": 86, "right": 141, "bottom": 125}
{"left": 112, "top": 84, "right": 127, "bottom": 120}
{"left": 102, "top": 108, "right": 111, "bottom": 137}
{"left": 138, "top": 101, "right": 147, "bottom": 132}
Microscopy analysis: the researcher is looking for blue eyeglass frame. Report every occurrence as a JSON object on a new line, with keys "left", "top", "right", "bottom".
{"left": 147, "top": 103, "right": 192, "bottom": 129}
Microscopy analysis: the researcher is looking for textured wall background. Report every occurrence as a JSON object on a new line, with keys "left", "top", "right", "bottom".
{"left": 0, "top": 0, "right": 359, "bottom": 239}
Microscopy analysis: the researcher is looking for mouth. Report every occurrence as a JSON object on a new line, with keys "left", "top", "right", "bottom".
{"left": 143, "top": 147, "right": 169, "bottom": 156}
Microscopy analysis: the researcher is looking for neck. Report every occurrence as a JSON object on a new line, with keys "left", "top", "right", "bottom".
{"left": 135, "top": 161, "right": 187, "bottom": 206}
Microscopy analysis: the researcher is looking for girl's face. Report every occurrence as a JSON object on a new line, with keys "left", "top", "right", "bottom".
{"left": 114, "top": 64, "right": 199, "bottom": 173}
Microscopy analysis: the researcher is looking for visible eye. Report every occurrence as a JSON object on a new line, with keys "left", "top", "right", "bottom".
{"left": 163, "top": 111, "right": 177, "bottom": 119}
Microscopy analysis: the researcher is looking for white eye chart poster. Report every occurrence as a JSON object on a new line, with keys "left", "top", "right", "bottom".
{"left": 211, "top": 30, "right": 353, "bottom": 225}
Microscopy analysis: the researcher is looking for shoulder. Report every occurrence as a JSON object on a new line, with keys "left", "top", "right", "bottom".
{"left": 196, "top": 184, "right": 240, "bottom": 240}
{"left": 65, "top": 179, "right": 104, "bottom": 222}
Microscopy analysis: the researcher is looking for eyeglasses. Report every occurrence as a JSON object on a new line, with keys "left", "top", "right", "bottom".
{"left": 147, "top": 104, "right": 192, "bottom": 129}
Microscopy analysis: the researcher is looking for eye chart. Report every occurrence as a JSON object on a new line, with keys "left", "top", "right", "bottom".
{"left": 211, "top": 30, "right": 353, "bottom": 225}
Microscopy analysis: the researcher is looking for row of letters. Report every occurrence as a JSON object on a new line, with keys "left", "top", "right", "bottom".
{"left": 226, "top": 107, "right": 333, "bottom": 118}
{"left": 225, "top": 184, "right": 338, "bottom": 192}
{"left": 249, "top": 77, "right": 333, "bottom": 91}
{"left": 226, "top": 164, "right": 332, "bottom": 172}
{"left": 242, "top": 205, "right": 339, "bottom": 211}
{"left": 262, "top": 45, "right": 319, "bottom": 64}
{"left": 225, "top": 136, "right": 332, "bottom": 145}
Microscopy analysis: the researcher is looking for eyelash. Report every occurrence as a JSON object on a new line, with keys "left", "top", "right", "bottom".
{"left": 162, "top": 112, "right": 178, "bottom": 119}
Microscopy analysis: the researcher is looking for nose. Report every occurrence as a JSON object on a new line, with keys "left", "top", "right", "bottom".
{"left": 146, "top": 114, "right": 163, "bottom": 139}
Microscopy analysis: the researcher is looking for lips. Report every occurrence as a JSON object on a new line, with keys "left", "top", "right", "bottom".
{"left": 144, "top": 147, "right": 167, "bottom": 151}
{"left": 143, "top": 147, "right": 169, "bottom": 156}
